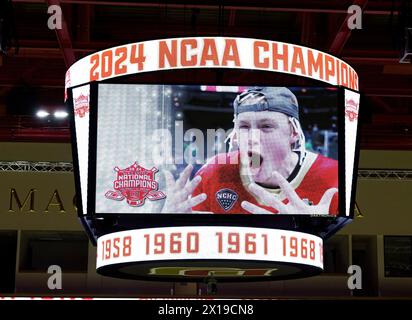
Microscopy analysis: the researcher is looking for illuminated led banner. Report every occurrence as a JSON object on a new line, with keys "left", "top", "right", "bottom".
{"left": 72, "top": 84, "right": 90, "bottom": 215}
{"left": 96, "top": 227, "right": 323, "bottom": 280}
{"left": 65, "top": 37, "right": 358, "bottom": 99}
{"left": 344, "top": 89, "right": 360, "bottom": 216}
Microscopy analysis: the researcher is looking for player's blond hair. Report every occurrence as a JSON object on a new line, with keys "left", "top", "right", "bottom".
{"left": 226, "top": 93, "right": 306, "bottom": 165}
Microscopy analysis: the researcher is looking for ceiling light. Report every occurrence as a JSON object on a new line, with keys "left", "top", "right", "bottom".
{"left": 36, "top": 110, "right": 50, "bottom": 118}
{"left": 54, "top": 111, "right": 68, "bottom": 119}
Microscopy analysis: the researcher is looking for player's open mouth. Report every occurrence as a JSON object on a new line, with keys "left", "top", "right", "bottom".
{"left": 248, "top": 151, "right": 263, "bottom": 169}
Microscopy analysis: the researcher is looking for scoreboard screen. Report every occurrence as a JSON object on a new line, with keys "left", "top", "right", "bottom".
{"left": 87, "top": 84, "right": 349, "bottom": 217}
{"left": 67, "top": 37, "right": 361, "bottom": 279}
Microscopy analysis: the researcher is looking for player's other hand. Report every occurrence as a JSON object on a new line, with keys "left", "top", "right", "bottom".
{"left": 161, "top": 164, "right": 207, "bottom": 213}
{"left": 241, "top": 171, "right": 337, "bottom": 215}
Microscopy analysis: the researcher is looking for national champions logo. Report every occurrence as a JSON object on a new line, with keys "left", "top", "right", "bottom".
{"left": 105, "top": 162, "right": 166, "bottom": 207}
{"left": 345, "top": 98, "right": 359, "bottom": 122}
{"left": 74, "top": 93, "right": 90, "bottom": 118}
{"left": 64, "top": 70, "right": 71, "bottom": 101}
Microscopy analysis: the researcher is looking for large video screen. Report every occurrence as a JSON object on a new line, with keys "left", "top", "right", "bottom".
{"left": 94, "top": 84, "right": 341, "bottom": 216}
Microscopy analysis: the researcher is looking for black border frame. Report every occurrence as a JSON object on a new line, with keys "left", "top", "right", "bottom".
{"left": 88, "top": 82, "right": 99, "bottom": 219}
{"left": 91, "top": 82, "right": 346, "bottom": 216}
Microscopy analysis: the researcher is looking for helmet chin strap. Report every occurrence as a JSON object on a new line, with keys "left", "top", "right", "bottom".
{"left": 289, "top": 116, "right": 306, "bottom": 166}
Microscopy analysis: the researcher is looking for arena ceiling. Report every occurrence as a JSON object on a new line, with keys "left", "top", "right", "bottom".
{"left": 0, "top": 0, "right": 411, "bottom": 149}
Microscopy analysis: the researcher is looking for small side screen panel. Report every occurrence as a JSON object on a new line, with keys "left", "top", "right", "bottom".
{"left": 344, "top": 89, "right": 360, "bottom": 217}
{"left": 72, "top": 84, "right": 90, "bottom": 215}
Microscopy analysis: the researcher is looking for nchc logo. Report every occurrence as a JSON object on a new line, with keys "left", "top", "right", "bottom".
{"left": 215, "top": 189, "right": 238, "bottom": 211}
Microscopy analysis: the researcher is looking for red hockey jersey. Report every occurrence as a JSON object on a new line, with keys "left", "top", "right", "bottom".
{"left": 192, "top": 151, "right": 338, "bottom": 215}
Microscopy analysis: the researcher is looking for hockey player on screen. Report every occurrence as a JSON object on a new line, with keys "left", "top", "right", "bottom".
{"left": 161, "top": 87, "right": 338, "bottom": 215}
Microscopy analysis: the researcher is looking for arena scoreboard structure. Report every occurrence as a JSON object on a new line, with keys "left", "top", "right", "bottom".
{"left": 66, "top": 37, "right": 361, "bottom": 281}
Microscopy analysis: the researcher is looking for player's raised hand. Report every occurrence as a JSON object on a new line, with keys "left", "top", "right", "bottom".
{"left": 161, "top": 164, "right": 207, "bottom": 213}
{"left": 241, "top": 171, "right": 337, "bottom": 215}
